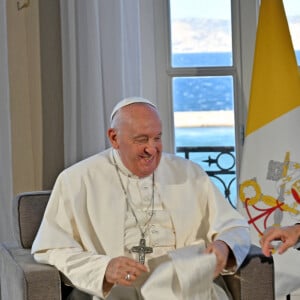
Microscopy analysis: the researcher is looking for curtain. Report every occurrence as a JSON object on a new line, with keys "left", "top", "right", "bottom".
{"left": 0, "top": 0, "right": 13, "bottom": 242}
{"left": 60, "top": 0, "right": 170, "bottom": 167}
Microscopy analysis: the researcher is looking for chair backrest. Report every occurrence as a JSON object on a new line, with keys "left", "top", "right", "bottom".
{"left": 13, "top": 191, "right": 51, "bottom": 249}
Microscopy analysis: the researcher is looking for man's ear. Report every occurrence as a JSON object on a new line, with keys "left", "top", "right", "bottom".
{"left": 107, "top": 128, "right": 119, "bottom": 149}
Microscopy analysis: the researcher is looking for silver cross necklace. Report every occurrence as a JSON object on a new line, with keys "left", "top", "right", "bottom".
{"left": 113, "top": 155, "right": 154, "bottom": 264}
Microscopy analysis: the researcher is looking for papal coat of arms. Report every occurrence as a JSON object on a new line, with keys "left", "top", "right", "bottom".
{"left": 239, "top": 152, "right": 300, "bottom": 236}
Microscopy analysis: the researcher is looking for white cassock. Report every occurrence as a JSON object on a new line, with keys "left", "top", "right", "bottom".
{"left": 31, "top": 148, "right": 250, "bottom": 299}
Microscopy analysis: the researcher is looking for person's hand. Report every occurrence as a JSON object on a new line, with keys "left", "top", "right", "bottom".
{"left": 260, "top": 225, "right": 300, "bottom": 256}
{"left": 204, "top": 240, "right": 230, "bottom": 278}
{"left": 104, "top": 256, "right": 148, "bottom": 291}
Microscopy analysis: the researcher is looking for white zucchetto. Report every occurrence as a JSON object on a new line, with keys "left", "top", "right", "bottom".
{"left": 110, "top": 97, "right": 157, "bottom": 122}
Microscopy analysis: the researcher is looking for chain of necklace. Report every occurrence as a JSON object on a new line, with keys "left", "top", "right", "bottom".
{"left": 113, "top": 155, "right": 155, "bottom": 239}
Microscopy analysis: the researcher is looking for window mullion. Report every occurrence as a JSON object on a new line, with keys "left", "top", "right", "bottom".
{"left": 167, "top": 66, "right": 236, "bottom": 77}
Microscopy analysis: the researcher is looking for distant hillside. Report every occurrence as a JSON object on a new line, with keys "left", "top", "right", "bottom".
{"left": 172, "top": 17, "right": 300, "bottom": 53}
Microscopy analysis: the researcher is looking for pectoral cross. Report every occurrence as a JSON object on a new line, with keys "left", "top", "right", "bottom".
{"left": 131, "top": 238, "right": 153, "bottom": 264}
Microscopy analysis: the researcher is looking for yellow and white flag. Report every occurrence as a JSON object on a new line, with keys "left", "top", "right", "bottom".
{"left": 238, "top": 0, "right": 300, "bottom": 297}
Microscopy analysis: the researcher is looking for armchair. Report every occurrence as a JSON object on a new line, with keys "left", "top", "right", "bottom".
{"left": 0, "top": 191, "right": 275, "bottom": 299}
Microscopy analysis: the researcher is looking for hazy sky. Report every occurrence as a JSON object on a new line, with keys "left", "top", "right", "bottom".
{"left": 170, "top": 0, "right": 231, "bottom": 19}
{"left": 284, "top": 0, "right": 300, "bottom": 16}
{"left": 170, "top": 0, "right": 300, "bottom": 19}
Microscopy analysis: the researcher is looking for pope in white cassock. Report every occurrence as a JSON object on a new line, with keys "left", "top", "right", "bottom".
{"left": 31, "top": 97, "right": 250, "bottom": 300}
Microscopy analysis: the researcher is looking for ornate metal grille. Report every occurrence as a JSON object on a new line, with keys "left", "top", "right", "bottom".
{"left": 176, "top": 146, "right": 236, "bottom": 208}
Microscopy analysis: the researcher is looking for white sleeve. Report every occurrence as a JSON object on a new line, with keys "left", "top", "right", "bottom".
{"left": 31, "top": 172, "right": 112, "bottom": 298}
{"left": 34, "top": 248, "right": 111, "bottom": 298}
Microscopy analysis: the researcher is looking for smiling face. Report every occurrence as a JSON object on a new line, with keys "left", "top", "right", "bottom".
{"left": 108, "top": 103, "right": 163, "bottom": 178}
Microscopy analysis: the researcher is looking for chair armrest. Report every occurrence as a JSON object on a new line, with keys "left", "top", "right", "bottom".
{"left": 0, "top": 242, "right": 62, "bottom": 300}
{"left": 223, "top": 244, "right": 274, "bottom": 300}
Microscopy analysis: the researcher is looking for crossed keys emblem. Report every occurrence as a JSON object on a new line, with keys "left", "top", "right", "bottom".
{"left": 239, "top": 152, "right": 300, "bottom": 236}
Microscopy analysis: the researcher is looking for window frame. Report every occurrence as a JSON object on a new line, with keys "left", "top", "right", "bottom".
{"left": 166, "top": 0, "right": 258, "bottom": 174}
{"left": 152, "top": 0, "right": 299, "bottom": 196}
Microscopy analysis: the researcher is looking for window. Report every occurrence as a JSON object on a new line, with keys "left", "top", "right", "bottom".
{"left": 167, "top": 0, "right": 300, "bottom": 207}
{"left": 169, "top": 0, "right": 239, "bottom": 206}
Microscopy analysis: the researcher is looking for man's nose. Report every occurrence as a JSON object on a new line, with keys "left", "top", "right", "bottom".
{"left": 144, "top": 140, "right": 157, "bottom": 154}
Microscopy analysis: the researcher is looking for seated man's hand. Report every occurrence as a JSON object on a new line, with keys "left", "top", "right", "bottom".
{"left": 204, "top": 240, "right": 230, "bottom": 278}
{"left": 260, "top": 225, "right": 300, "bottom": 256}
{"left": 104, "top": 256, "right": 148, "bottom": 292}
